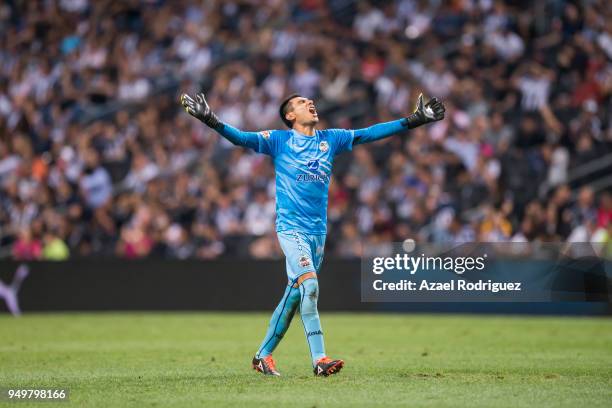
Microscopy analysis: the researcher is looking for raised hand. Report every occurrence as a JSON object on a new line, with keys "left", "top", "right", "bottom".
{"left": 404, "top": 93, "right": 445, "bottom": 129}
{"left": 180, "top": 92, "right": 221, "bottom": 129}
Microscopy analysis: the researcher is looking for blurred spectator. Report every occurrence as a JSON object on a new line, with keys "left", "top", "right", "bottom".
{"left": 79, "top": 149, "right": 112, "bottom": 210}
{"left": 12, "top": 228, "right": 42, "bottom": 260}
{"left": 244, "top": 190, "right": 275, "bottom": 236}
{"left": 0, "top": 0, "right": 610, "bottom": 261}
{"left": 597, "top": 192, "right": 612, "bottom": 228}
{"left": 42, "top": 231, "right": 70, "bottom": 261}
{"left": 354, "top": 1, "right": 385, "bottom": 41}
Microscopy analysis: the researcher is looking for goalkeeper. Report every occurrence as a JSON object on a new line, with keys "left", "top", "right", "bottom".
{"left": 180, "top": 91, "right": 445, "bottom": 376}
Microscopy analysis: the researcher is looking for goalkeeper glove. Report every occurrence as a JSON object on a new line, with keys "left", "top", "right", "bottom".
{"left": 180, "top": 92, "right": 222, "bottom": 129}
{"left": 403, "top": 93, "right": 445, "bottom": 129}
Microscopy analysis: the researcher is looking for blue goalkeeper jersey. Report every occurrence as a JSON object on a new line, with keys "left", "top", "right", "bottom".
{"left": 259, "top": 128, "right": 352, "bottom": 234}
{"left": 215, "top": 120, "right": 409, "bottom": 234}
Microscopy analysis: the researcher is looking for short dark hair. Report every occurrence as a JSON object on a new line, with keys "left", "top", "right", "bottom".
{"left": 279, "top": 93, "right": 302, "bottom": 128}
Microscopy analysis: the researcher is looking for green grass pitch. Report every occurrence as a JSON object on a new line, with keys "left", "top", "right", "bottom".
{"left": 1, "top": 313, "right": 611, "bottom": 407}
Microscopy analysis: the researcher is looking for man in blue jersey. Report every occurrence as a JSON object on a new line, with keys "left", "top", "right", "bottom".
{"left": 180, "top": 91, "right": 445, "bottom": 376}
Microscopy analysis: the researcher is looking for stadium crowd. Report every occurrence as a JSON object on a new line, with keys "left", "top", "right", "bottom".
{"left": 0, "top": 0, "right": 611, "bottom": 260}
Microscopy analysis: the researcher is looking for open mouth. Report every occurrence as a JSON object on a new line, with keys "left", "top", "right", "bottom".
{"left": 309, "top": 106, "right": 317, "bottom": 115}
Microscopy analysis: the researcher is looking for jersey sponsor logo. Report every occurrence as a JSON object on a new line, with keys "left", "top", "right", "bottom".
{"left": 307, "top": 159, "right": 319, "bottom": 171}
{"left": 319, "top": 141, "right": 329, "bottom": 152}
{"left": 296, "top": 173, "right": 328, "bottom": 182}
{"left": 296, "top": 159, "right": 329, "bottom": 182}
{"left": 260, "top": 130, "right": 271, "bottom": 139}
{"left": 299, "top": 256, "right": 311, "bottom": 267}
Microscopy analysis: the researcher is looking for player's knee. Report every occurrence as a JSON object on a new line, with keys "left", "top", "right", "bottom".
{"left": 300, "top": 278, "right": 319, "bottom": 314}
{"left": 302, "top": 277, "right": 318, "bottom": 298}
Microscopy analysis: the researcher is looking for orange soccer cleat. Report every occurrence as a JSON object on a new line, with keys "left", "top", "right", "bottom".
{"left": 313, "top": 356, "right": 344, "bottom": 377}
{"left": 252, "top": 355, "right": 281, "bottom": 376}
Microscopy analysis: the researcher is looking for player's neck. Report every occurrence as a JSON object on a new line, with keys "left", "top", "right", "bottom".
{"left": 293, "top": 123, "right": 315, "bottom": 136}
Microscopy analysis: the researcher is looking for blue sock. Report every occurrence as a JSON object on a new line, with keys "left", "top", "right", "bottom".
{"left": 256, "top": 285, "right": 300, "bottom": 357}
{"left": 299, "top": 278, "right": 326, "bottom": 364}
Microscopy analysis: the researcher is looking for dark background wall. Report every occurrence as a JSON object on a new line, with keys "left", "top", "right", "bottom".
{"left": 0, "top": 261, "right": 610, "bottom": 315}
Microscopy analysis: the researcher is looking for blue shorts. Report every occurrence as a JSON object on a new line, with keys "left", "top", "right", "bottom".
{"left": 277, "top": 231, "right": 326, "bottom": 283}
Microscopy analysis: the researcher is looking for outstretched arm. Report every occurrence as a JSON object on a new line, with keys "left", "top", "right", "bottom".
{"left": 180, "top": 92, "right": 260, "bottom": 150}
{"left": 353, "top": 94, "right": 445, "bottom": 145}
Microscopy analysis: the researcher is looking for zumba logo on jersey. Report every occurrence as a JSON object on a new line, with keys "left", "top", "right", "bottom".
{"left": 296, "top": 159, "right": 329, "bottom": 182}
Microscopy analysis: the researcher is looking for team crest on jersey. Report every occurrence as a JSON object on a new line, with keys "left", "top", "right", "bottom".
{"left": 299, "top": 256, "right": 311, "bottom": 268}
{"left": 260, "top": 130, "right": 271, "bottom": 140}
{"left": 319, "top": 141, "right": 329, "bottom": 152}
